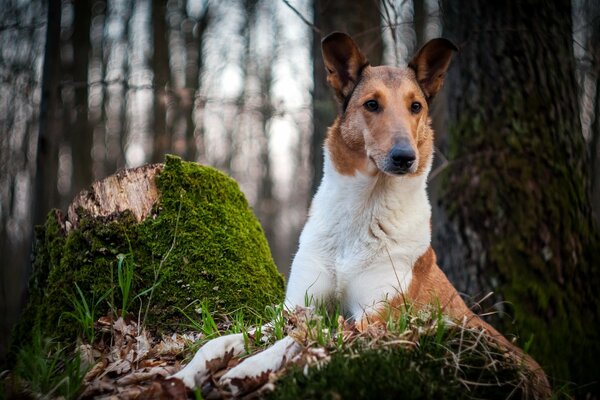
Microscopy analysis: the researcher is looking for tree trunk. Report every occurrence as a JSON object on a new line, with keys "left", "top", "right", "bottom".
{"left": 70, "top": 0, "right": 93, "bottom": 196}
{"left": 592, "top": 74, "right": 600, "bottom": 227}
{"left": 114, "top": 0, "right": 131, "bottom": 172}
{"left": 257, "top": 45, "right": 278, "bottom": 269}
{"left": 151, "top": 0, "right": 171, "bottom": 163}
{"left": 33, "top": 0, "right": 62, "bottom": 227}
{"left": 588, "top": 0, "right": 600, "bottom": 228}
{"left": 92, "top": 0, "right": 109, "bottom": 179}
{"left": 412, "top": 0, "right": 426, "bottom": 50}
{"left": 311, "top": 0, "right": 383, "bottom": 195}
{"left": 438, "top": 0, "right": 600, "bottom": 392}
{"left": 183, "top": 4, "right": 210, "bottom": 163}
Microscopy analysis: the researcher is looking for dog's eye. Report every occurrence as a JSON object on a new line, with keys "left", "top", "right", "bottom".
{"left": 410, "top": 101, "right": 422, "bottom": 114}
{"left": 364, "top": 100, "right": 379, "bottom": 112}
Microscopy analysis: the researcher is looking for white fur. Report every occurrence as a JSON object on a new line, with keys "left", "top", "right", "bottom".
{"left": 285, "top": 152, "right": 432, "bottom": 318}
{"left": 172, "top": 333, "right": 246, "bottom": 388}
{"left": 220, "top": 336, "right": 301, "bottom": 395}
{"left": 175, "top": 149, "right": 433, "bottom": 390}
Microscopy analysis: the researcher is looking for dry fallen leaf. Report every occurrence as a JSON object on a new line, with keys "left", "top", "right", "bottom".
{"left": 227, "top": 370, "right": 272, "bottom": 396}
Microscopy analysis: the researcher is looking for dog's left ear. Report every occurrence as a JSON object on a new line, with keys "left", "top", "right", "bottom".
{"left": 322, "top": 32, "right": 369, "bottom": 104}
{"left": 408, "top": 38, "right": 458, "bottom": 101}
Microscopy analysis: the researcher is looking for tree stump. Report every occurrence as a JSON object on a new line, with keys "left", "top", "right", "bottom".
{"left": 12, "top": 155, "right": 284, "bottom": 349}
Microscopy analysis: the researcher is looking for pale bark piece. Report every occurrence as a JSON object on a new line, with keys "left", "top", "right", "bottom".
{"left": 66, "top": 164, "right": 163, "bottom": 231}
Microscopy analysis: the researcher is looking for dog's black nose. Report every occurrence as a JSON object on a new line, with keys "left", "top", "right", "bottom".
{"left": 389, "top": 143, "right": 416, "bottom": 173}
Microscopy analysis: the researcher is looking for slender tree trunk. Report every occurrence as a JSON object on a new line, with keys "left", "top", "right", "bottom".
{"left": 33, "top": 0, "right": 62, "bottom": 227}
{"left": 438, "top": 0, "right": 600, "bottom": 392}
{"left": 92, "top": 0, "right": 108, "bottom": 179}
{"left": 151, "top": 0, "right": 171, "bottom": 163}
{"left": 588, "top": 1, "right": 600, "bottom": 228}
{"left": 70, "top": 0, "right": 93, "bottom": 196}
{"left": 412, "top": 0, "right": 426, "bottom": 50}
{"left": 592, "top": 77, "right": 600, "bottom": 226}
{"left": 257, "top": 48, "right": 278, "bottom": 268}
{"left": 183, "top": 5, "right": 210, "bottom": 163}
{"left": 311, "top": 0, "right": 383, "bottom": 195}
{"left": 115, "top": 1, "right": 132, "bottom": 171}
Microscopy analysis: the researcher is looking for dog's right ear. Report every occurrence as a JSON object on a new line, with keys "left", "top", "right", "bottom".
{"left": 322, "top": 32, "right": 369, "bottom": 104}
{"left": 408, "top": 38, "right": 458, "bottom": 101}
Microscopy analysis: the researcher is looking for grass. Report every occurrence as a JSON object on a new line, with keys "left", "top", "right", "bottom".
{"left": 8, "top": 223, "right": 180, "bottom": 398}
{"left": 4, "top": 327, "right": 88, "bottom": 399}
{"left": 8, "top": 290, "right": 550, "bottom": 399}
{"left": 178, "top": 301, "right": 273, "bottom": 358}
{"left": 169, "top": 293, "right": 541, "bottom": 398}
{"left": 60, "top": 207, "right": 181, "bottom": 344}
{"left": 266, "top": 303, "right": 539, "bottom": 400}
{"left": 179, "top": 301, "right": 222, "bottom": 340}
{"left": 173, "top": 297, "right": 545, "bottom": 399}
{"left": 116, "top": 252, "right": 135, "bottom": 319}
{"left": 60, "top": 283, "right": 109, "bottom": 344}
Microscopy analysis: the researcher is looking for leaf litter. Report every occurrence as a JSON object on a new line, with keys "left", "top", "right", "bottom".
{"left": 80, "top": 305, "right": 539, "bottom": 399}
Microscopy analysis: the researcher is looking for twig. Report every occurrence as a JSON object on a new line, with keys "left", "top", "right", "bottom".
{"left": 60, "top": 78, "right": 153, "bottom": 91}
{"left": 281, "top": 0, "right": 321, "bottom": 34}
{"left": 379, "top": 0, "right": 400, "bottom": 65}
{"left": 429, "top": 145, "right": 450, "bottom": 182}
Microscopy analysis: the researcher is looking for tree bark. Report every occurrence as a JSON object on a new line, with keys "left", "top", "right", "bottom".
{"left": 592, "top": 74, "right": 600, "bottom": 227}
{"left": 311, "top": 0, "right": 383, "bottom": 195}
{"left": 183, "top": 4, "right": 210, "bottom": 163}
{"left": 70, "top": 0, "right": 93, "bottom": 196}
{"left": 114, "top": 0, "right": 131, "bottom": 172}
{"left": 438, "top": 0, "right": 600, "bottom": 392}
{"left": 33, "top": 0, "right": 62, "bottom": 227}
{"left": 151, "top": 0, "right": 171, "bottom": 163}
{"left": 412, "top": 0, "right": 426, "bottom": 50}
{"left": 588, "top": 0, "right": 600, "bottom": 228}
{"left": 65, "top": 163, "right": 162, "bottom": 231}
{"left": 257, "top": 41, "right": 278, "bottom": 269}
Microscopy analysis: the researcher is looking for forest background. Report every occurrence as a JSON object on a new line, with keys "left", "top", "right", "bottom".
{"left": 1, "top": 0, "right": 599, "bottom": 393}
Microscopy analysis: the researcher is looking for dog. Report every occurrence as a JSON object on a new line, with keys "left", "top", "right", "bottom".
{"left": 174, "top": 32, "right": 550, "bottom": 397}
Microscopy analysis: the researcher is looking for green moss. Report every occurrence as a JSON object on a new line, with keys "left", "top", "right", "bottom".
{"left": 269, "top": 330, "right": 529, "bottom": 400}
{"left": 442, "top": 106, "right": 600, "bottom": 392}
{"left": 12, "top": 155, "right": 284, "bottom": 349}
{"left": 8, "top": 211, "right": 67, "bottom": 360}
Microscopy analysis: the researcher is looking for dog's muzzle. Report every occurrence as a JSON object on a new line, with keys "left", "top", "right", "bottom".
{"left": 386, "top": 140, "right": 416, "bottom": 175}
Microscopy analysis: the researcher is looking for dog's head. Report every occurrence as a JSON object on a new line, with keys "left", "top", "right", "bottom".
{"left": 322, "top": 32, "right": 456, "bottom": 177}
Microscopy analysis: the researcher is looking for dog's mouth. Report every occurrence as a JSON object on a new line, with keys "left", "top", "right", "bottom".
{"left": 370, "top": 154, "right": 417, "bottom": 176}
{"left": 385, "top": 165, "right": 414, "bottom": 175}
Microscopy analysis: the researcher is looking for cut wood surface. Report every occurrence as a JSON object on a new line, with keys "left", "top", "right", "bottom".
{"left": 66, "top": 164, "right": 163, "bottom": 232}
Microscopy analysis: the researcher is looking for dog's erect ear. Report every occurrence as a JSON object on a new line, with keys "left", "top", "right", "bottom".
{"left": 322, "top": 32, "right": 369, "bottom": 103}
{"left": 408, "top": 38, "right": 458, "bottom": 101}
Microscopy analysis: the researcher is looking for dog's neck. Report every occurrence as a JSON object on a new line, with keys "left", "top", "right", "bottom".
{"left": 316, "top": 122, "right": 433, "bottom": 240}
{"left": 316, "top": 150, "right": 432, "bottom": 239}
{"left": 308, "top": 146, "right": 432, "bottom": 317}
{"left": 286, "top": 121, "right": 434, "bottom": 317}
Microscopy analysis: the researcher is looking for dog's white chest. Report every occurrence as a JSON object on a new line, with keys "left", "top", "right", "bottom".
{"left": 285, "top": 156, "right": 431, "bottom": 318}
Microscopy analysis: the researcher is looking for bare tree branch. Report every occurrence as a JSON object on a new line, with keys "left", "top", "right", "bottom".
{"left": 281, "top": 0, "right": 321, "bottom": 34}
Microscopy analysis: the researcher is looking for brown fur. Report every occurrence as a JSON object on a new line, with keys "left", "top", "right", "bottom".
{"left": 325, "top": 67, "right": 434, "bottom": 178}
{"left": 324, "top": 119, "right": 369, "bottom": 176}
{"left": 322, "top": 32, "right": 551, "bottom": 398}
{"left": 361, "top": 247, "right": 551, "bottom": 398}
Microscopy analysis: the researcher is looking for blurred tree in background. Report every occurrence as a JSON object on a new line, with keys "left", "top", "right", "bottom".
{"left": 1, "top": 0, "right": 599, "bottom": 395}
{"left": 310, "top": 0, "right": 382, "bottom": 195}
{"left": 435, "top": 0, "right": 600, "bottom": 392}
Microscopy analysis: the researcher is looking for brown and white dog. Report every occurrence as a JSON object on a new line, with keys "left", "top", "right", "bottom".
{"left": 174, "top": 32, "right": 550, "bottom": 397}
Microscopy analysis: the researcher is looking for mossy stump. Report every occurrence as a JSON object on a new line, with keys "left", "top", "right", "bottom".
{"left": 13, "top": 155, "right": 284, "bottom": 348}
